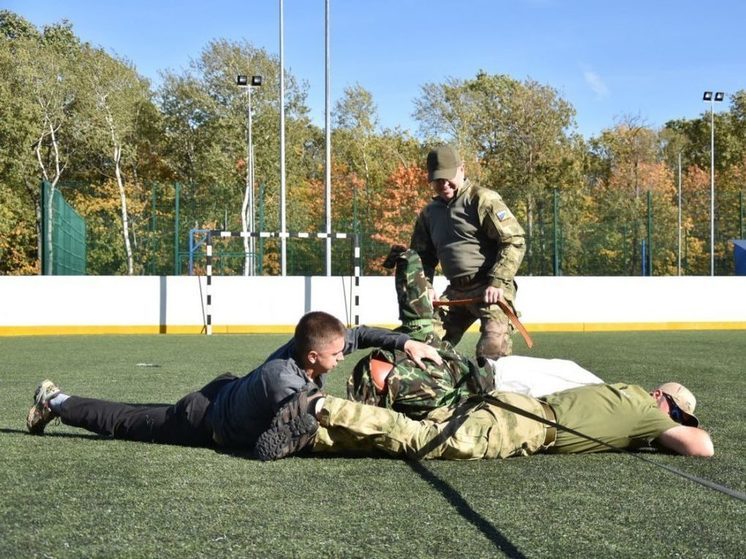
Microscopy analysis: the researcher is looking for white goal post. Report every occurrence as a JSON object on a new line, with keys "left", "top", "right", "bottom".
{"left": 204, "top": 230, "right": 360, "bottom": 335}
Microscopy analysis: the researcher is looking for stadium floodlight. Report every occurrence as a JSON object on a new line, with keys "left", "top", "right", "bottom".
{"left": 236, "top": 75, "right": 263, "bottom": 88}
{"left": 703, "top": 90, "right": 725, "bottom": 276}
{"left": 236, "top": 74, "right": 263, "bottom": 275}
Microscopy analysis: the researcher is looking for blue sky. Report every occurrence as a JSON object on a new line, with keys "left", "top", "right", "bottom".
{"left": 6, "top": 0, "right": 745, "bottom": 138}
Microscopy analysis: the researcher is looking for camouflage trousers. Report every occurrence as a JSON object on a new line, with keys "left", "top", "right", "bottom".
{"left": 393, "top": 248, "right": 438, "bottom": 343}
{"left": 311, "top": 392, "right": 549, "bottom": 460}
{"left": 392, "top": 248, "right": 517, "bottom": 357}
{"left": 439, "top": 280, "right": 516, "bottom": 358}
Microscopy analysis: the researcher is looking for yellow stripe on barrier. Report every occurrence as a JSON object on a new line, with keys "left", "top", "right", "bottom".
{"left": 1, "top": 322, "right": 745, "bottom": 336}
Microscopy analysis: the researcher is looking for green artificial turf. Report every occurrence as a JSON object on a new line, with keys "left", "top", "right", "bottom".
{"left": 1, "top": 331, "right": 744, "bottom": 558}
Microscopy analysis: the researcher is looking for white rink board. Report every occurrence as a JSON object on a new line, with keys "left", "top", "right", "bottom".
{"left": 0, "top": 275, "right": 744, "bottom": 334}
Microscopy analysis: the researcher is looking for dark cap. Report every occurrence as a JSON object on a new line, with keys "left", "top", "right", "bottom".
{"left": 427, "top": 144, "right": 462, "bottom": 182}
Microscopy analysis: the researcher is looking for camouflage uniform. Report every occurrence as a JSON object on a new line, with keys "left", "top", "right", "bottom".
{"left": 313, "top": 384, "right": 679, "bottom": 460}
{"left": 388, "top": 245, "right": 439, "bottom": 344}
{"left": 312, "top": 392, "right": 549, "bottom": 460}
{"left": 348, "top": 247, "right": 494, "bottom": 419}
{"left": 410, "top": 179, "right": 525, "bottom": 359}
{"left": 347, "top": 345, "right": 493, "bottom": 420}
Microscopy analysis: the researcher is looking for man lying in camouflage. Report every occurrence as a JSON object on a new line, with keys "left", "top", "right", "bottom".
{"left": 346, "top": 246, "right": 602, "bottom": 420}
{"left": 251, "top": 247, "right": 712, "bottom": 462}
{"left": 256, "top": 371, "right": 712, "bottom": 461}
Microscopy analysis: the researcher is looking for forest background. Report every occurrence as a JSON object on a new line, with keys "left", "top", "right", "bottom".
{"left": 2, "top": 10, "right": 746, "bottom": 278}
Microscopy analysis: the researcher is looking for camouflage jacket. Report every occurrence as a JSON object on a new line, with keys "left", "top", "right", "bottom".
{"left": 410, "top": 180, "right": 525, "bottom": 290}
{"left": 347, "top": 342, "right": 496, "bottom": 420}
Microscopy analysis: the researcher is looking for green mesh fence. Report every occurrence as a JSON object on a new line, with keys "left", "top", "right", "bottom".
{"left": 520, "top": 189, "right": 745, "bottom": 277}
{"left": 41, "top": 181, "right": 86, "bottom": 275}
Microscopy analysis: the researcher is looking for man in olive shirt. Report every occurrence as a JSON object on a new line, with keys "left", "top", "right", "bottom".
{"left": 543, "top": 382, "right": 698, "bottom": 454}
{"left": 410, "top": 144, "right": 525, "bottom": 360}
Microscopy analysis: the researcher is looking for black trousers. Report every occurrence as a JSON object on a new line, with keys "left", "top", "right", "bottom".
{"left": 58, "top": 373, "right": 238, "bottom": 447}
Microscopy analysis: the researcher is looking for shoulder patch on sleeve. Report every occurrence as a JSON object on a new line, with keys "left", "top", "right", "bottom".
{"left": 497, "top": 210, "right": 508, "bottom": 221}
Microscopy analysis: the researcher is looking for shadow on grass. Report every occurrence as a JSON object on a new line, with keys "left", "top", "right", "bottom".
{"left": 1, "top": 427, "right": 103, "bottom": 440}
{"left": 407, "top": 460, "right": 526, "bottom": 558}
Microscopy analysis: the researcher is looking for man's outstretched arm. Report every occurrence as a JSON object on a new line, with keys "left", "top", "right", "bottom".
{"left": 656, "top": 425, "right": 714, "bottom": 457}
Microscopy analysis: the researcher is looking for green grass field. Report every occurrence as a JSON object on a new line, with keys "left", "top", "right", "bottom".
{"left": 1, "top": 331, "right": 744, "bottom": 558}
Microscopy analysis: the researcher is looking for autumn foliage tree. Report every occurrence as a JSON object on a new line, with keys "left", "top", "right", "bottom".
{"left": 367, "top": 163, "right": 430, "bottom": 274}
{"left": 4, "top": 12, "right": 746, "bottom": 277}
{"left": 679, "top": 165, "right": 710, "bottom": 274}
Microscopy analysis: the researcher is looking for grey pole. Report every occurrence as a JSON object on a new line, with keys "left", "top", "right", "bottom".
{"left": 709, "top": 97, "right": 715, "bottom": 276}
{"left": 247, "top": 85, "right": 255, "bottom": 275}
{"left": 237, "top": 75, "right": 262, "bottom": 275}
{"left": 678, "top": 151, "right": 682, "bottom": 276}
{"left": 279, "top": 0, "right": 287, "bottom": 275}
{"left": 324, "top": 0, "right": 332, "bottom": 276}
{"left": 704, "top": 91, "right": 724, "bottom": 276}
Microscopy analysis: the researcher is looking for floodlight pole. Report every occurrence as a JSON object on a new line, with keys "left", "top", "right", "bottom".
{"left": 677, "top": 152, "right": 682, "bottom": 276}
{"left": 324, "top": 0, "right": 332, "bottom": 276}
{"left": 279, "top": 0, "right": 287, "bottom": 275}
{"left": 237, "top": 75, "right": 262, "bottom": 275}
{"left": 247, "top": 82, "right": 255, "bottom": 275}
{"left": 703, "top": 91, "right": 724, "bottom": 276}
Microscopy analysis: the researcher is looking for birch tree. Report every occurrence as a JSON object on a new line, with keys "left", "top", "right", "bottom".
{"left": 81, "top": 46, "right": 151, "bottom": 274}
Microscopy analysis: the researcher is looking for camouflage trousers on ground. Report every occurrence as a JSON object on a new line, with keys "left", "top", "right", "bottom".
{"left": 311, "top": 392, "right": 549, "bottom": 460}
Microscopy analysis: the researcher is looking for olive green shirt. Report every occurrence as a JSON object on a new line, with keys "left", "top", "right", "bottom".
{"left": 410, "top": 180, "right": 525, "bottom": 289}
{"left": 544, "top": 383, "right": 679, "bottom": 454}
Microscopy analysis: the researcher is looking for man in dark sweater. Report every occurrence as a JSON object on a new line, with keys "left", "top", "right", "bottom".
{"left": 26, "top": 311, "right": 442, "bottom": 452}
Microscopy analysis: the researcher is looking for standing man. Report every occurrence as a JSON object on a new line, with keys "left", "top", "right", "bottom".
{"left": 410, "top": 144, "right": 526, "bottom": 360}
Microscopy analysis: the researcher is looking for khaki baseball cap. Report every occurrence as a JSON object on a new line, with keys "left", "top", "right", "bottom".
{"left": 657, "top": 382, "right": 699, "bottom": 427}
{"left": 427, "top": 144, "right": 462, "bottom": 182}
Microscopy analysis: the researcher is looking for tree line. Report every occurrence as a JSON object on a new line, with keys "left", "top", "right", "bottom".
{"left": 2, "top": 10, "right": 745, "bottom": 277}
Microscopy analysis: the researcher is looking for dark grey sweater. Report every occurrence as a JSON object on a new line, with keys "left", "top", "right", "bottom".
{"left": 210, "top": 326, "right": 409, "bottom": 448}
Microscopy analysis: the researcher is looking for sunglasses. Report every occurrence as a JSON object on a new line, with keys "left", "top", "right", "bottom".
{"left": 663, "top": 393, "right": 685, "bottom": 424}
